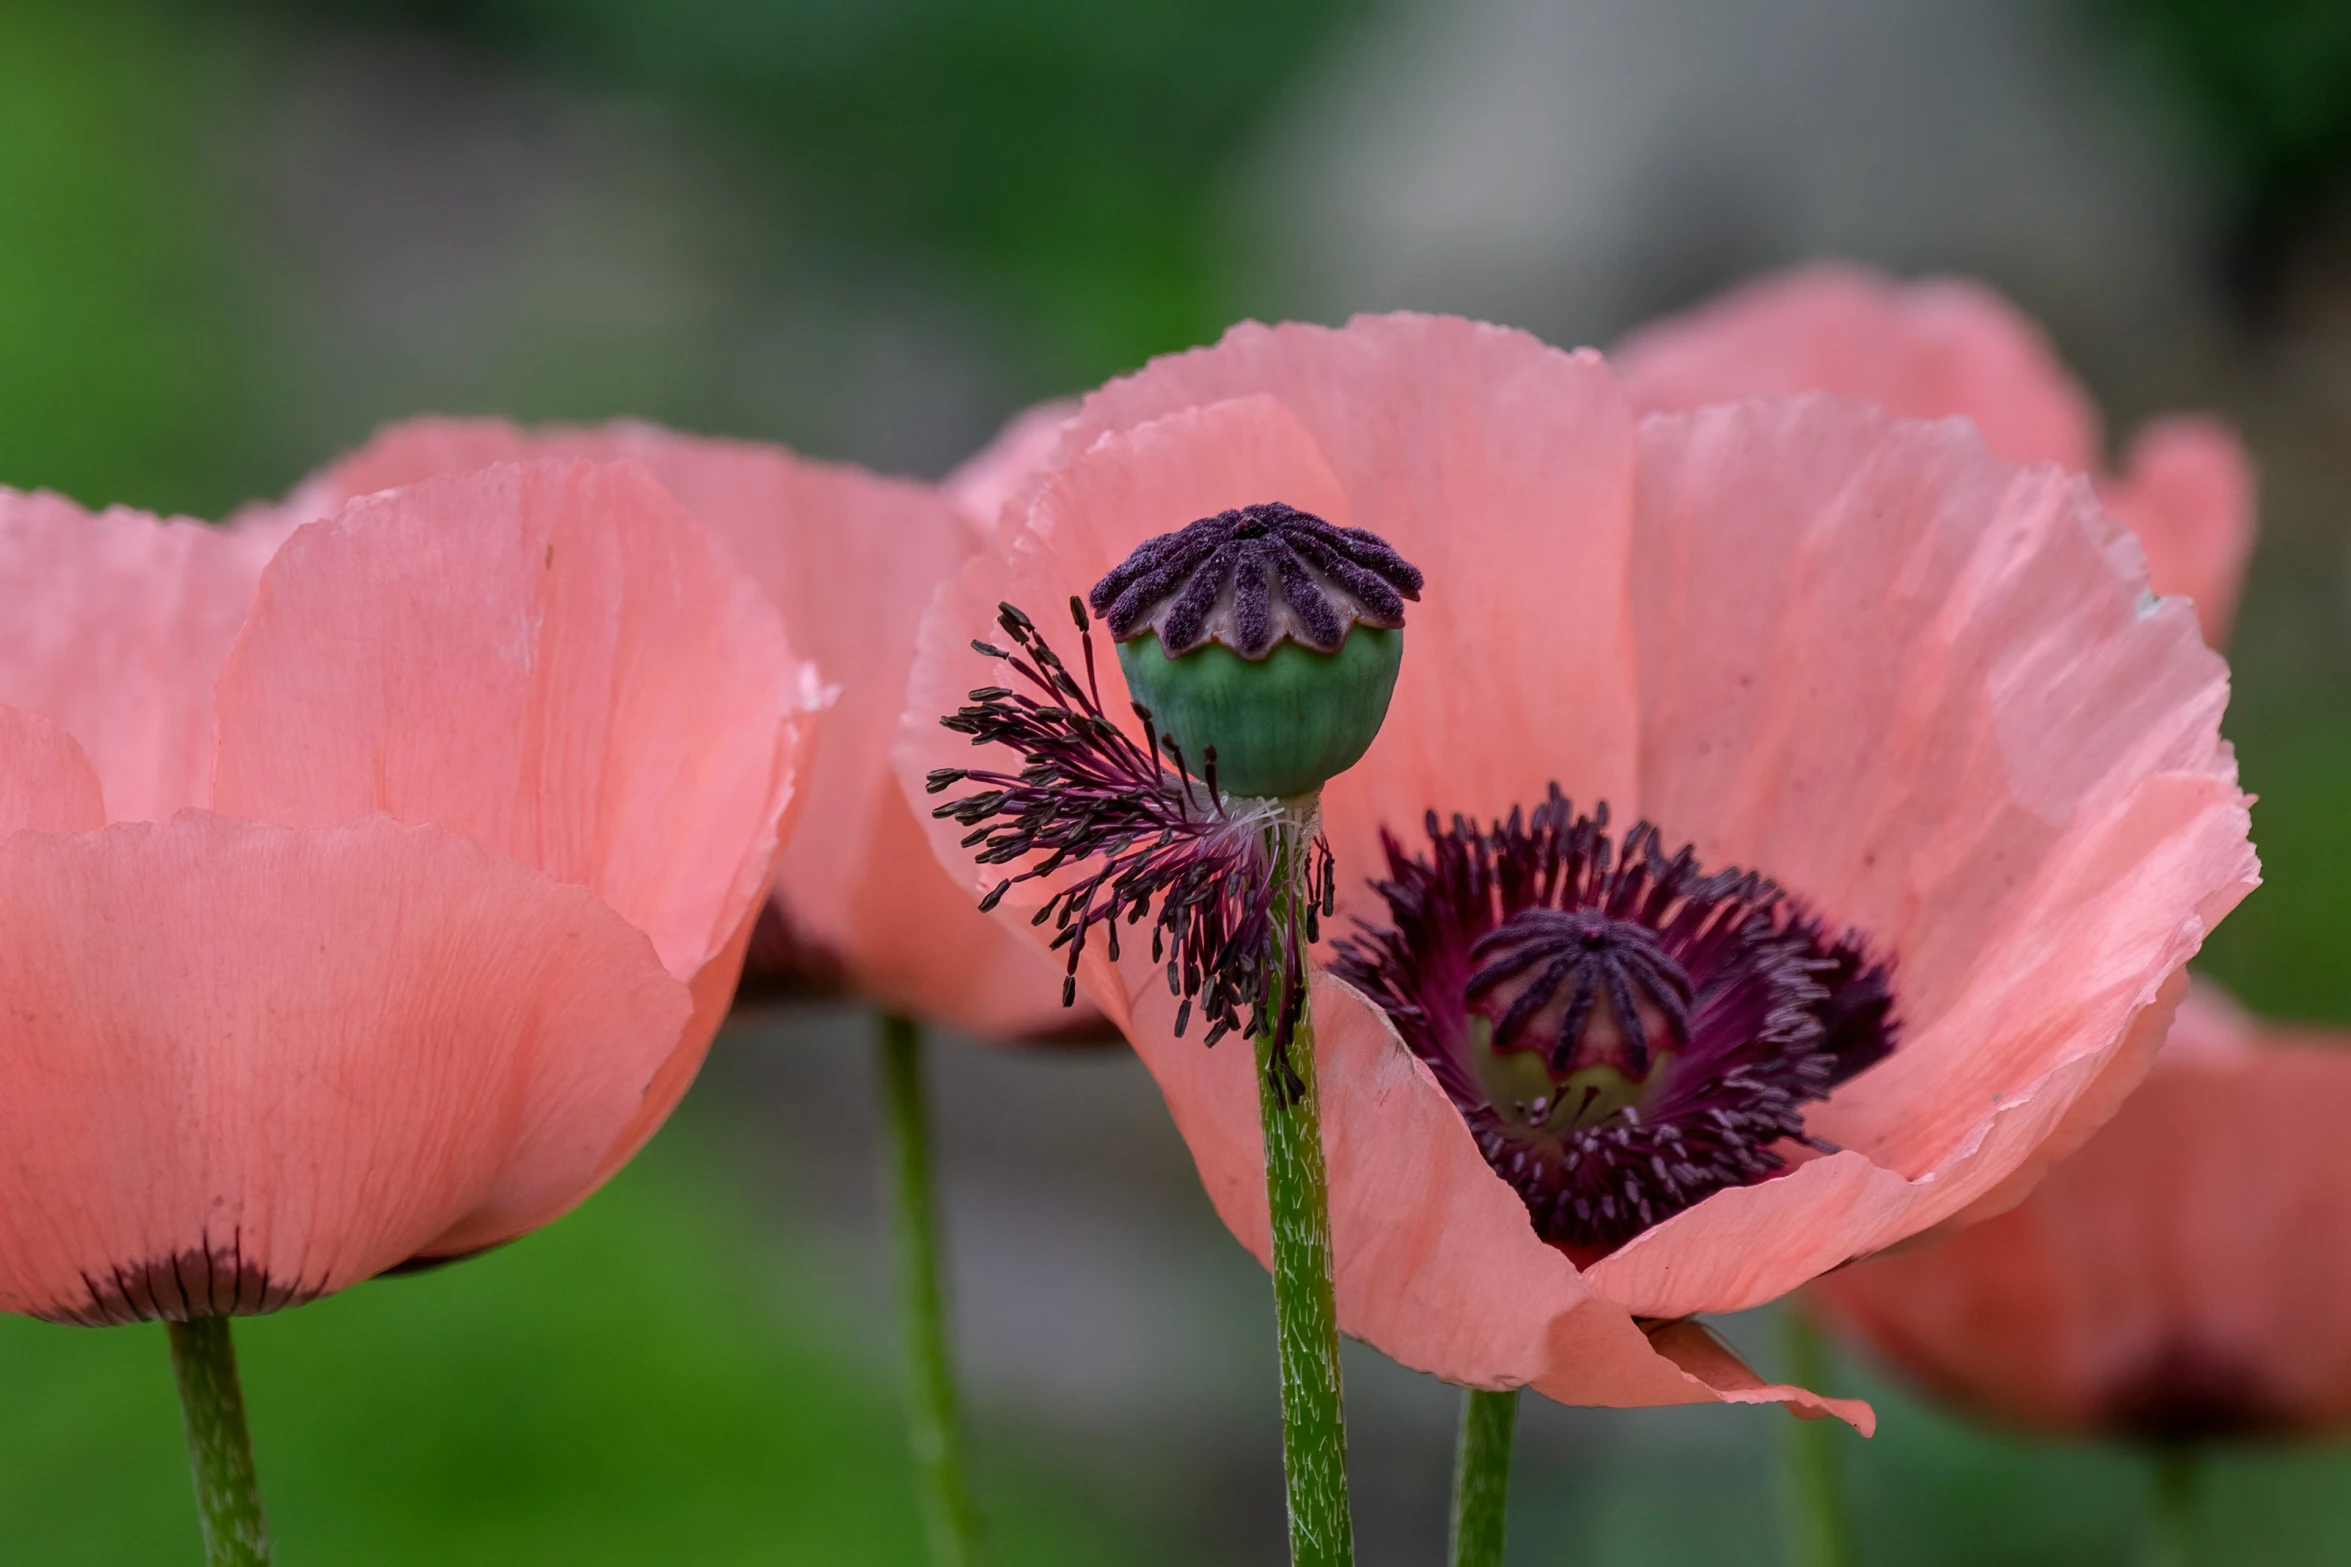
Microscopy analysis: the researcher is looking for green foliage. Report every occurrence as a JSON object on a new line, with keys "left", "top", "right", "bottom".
{"left": 2198, "top": 685, "right": 2351, "bottom": 1022}
{"left": 0, "top": 2, "right": 271, "bottom": 515}
{"left": 2099, "top": 0, "right": 2351, "bottom": 262}
{"left": 241, "top": 0, "right": 1377, "bottom": 381}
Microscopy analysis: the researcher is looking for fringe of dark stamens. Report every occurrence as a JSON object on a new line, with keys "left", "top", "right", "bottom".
{"left": 929, "top": 595, "right": 1334, "bottom": 1051}
{"left": 1329, "top": 784, "right": 1899, "bottom": 1250}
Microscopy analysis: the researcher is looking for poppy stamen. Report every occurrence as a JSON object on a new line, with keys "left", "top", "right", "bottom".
{"left": 1333, "top": 787, "right": 1898, "bottom": 1253}
{"left": 927, "top": 597, "right": 1334, "bottom": 1047}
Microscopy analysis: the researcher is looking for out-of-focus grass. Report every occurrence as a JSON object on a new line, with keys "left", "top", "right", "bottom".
{"left": 2200, "top": 703, "right": 2351, "bottom": 1021}
{"left": 1498, "top": 1317, "right": 2351, "bottom": 1566}
{"left": 1841, "top": 1350, "right": 2351, "bottom": 1567}
{"left": 0, "top": 1125, "right": 1159, "bottom": 1565}
{"left": 2197, "top": 630, "right": 2351, "bottom": 1023}
{"left": 2098, "top": 0, "right": 2351, "bottom": 284}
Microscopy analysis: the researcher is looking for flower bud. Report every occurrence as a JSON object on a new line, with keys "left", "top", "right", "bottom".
{"left": 1090, "top": 502, "right": 1423, "bottom": 799}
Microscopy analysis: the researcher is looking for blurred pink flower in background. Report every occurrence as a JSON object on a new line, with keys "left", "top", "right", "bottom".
{"left": 1778, "top": 400, "right": 2327, "bottom": 1444}
{"left": 0, "top": 460, "right": 814, "bottom": 1320}
{"left": 1807, "top": 985, "right": 2351, "bottom": 1442}
{"left": 1615, "top": 261, "right": 2257, "bottom": 645}
{"left": 899, "top": 311, "right": 2256, "bottom": 1423}
{"left": 283, "top": 417, "right": 1087, "bottom": 1042}
{"left": 944, "top": 399, "right": 1079, "bottom": 539}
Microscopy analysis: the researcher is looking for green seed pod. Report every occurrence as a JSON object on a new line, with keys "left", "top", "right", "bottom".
{"left": 1117, "top": 626, "right": 1404, "bottom": 800}
{"left": 1087, "top": 501, "right": 1425, "bottom": 800}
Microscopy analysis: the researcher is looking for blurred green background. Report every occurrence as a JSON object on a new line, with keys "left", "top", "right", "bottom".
{"left": 5, "top": 0, "right": 2351, "bottom": 1560}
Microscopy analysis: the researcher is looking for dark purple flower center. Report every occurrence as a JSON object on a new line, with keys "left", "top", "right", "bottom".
{"left": 1332, "top": 787, "right": 1896, "bottom": 1254}
{"left": 1087, "top": 500, "right": 1424, "bottom": 658}
{"left": 2102, "top": 1342, "right": 2290, "bottom": 1443}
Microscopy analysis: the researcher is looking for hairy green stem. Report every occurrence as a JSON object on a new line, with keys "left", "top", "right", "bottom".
{"left": 1783, "top": 1309, "right": 1853, "bottom": 1567}
{"left": 1448, "top": 1387, "right": 1520, "bottom": 1567}
{"left": 879, "top": 1013, "right": 984, "bottom": 1567}
{"left": 166, "top": 1316, "right": 271, "bottom": 1567}
{"left": 2143, "top": 1447, "right": 2201, "bottom": 1567}
{"left": 1257, "top": 806, "right": 1354, "bottom": 1566}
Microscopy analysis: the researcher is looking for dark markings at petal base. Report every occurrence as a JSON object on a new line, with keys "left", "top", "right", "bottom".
{"left": 1332, "top": 786, "right": 1897, "bottom": 1254}
{"left": 50, "top": 1236, "right": 318, "bottom": 1327}
{"left": 732, "top": 893, "right": 849, "bottom": 1005}
{"left": 2102, "top": 1341, "right": 2299, "bottom": 1444}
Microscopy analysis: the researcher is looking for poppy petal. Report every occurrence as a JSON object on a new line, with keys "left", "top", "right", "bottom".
{"left": 212, "top": 457, "right": 811, "bottom": 983}
{"left": 0, "top": 813, "right": 689, "bottom": 1319}
{"left": 0, "top": 490, "right": 274, "bottom": 821}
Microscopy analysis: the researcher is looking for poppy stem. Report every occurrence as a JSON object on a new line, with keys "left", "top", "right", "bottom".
{"left": 1447, "top": 1387, "right": 1520, "bottom": 1567}
{"left": 1256, "top": 805, "right": 1355, "bottom": 1566}
{"left": 1782, "top": 1308, "right": 1853, "bottom": 1567}
{"left": 2144, "top": 1446, "right": 2202, "bottom": 1567}
{"left": 878, "top": 1012, "right": 985, "bottom": 1567}
{"left": 166, "top": 1315, "right": 271, "bottom": 1566}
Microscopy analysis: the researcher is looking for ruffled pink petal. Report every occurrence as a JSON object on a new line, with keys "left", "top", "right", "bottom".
{"left": 1613, "top": 261, "right": 2099, "bottom": 471}
{"left": 0, "top": 707, "right": 106, "bottom": 837}
{"left": 212, "top": 458, "right": 811, "bottom": 986}
{"left": 1586, "top": 398, "right": 2255, "bottom": 1317}
{"left": 1810, "top": 986, "right": 2351, "bottom": 1436}
{"left": 1122, "top": 960, "right": 1872, "bottom": 1425}
{"left": 1641, "top": 1321, "right": 1873, "bottom": 1432}
{"left": 0, "top": 813, "right": 690, "bottom": 1320}
{"left": 0, "top": 490, "right": 277, "bottom": 821}
{"left": 2098, "top": 416, "right": 2258, "bottom": 646}
{"left": 943, "top": 398, "right": 1078, "bottom": 538}
{"left": 1616, "top": 264, "right": 2262, "bottom": 648}
{"left": 287, "top": 418, "right": 1074, "bottom": 1039}
{"left": 943, "top": 314, "right": 1645, "bottom": 929}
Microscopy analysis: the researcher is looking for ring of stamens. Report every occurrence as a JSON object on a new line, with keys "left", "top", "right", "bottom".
{"left": 1333, "top": 787, "right": 1896, "bottom": 1254}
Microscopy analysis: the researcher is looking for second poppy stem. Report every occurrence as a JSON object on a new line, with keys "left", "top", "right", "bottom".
{"left": 2144, "top": 1447, "right": 2202, "bottom": 1567}
{"left": 1257, "top": 808, "right": 1354, "bottom": 1566}
{"left": 1447, "top": 1386, "right": 1520, "bottom": 1567}
{"left": 166, "top": 1315, "right": 271, "bottom": 1567}
{"left": 1783, "top": 1308, "right": 1853, "bottom": 1567}
{"left": 878, "top": 1012, "right": 984, "bottom": 1567}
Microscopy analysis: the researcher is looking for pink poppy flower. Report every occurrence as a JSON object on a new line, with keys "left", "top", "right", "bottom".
{"left": 278, "top": 417, "right": 1082, "bottom": 1041}
{"left": 897, "top": 312, "right": 2256, "bottom": 1423}
{"left": 1614, "top": 261, "right": 2257, "bottom": 644}
{"left": 0, "top": 459, "right": 813, "bottom": 1320}
{"left": 1806, "top": 984, "right": 2351, "bottom": 1440}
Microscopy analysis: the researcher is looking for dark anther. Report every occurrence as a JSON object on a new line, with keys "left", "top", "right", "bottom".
{"left": 933, "top": 598, "right": 1334, "bottom": 1052}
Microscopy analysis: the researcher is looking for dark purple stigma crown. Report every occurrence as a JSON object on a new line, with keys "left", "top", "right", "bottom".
{"left": 1086, "top": 502, "right": 1424, "bottom": 659}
